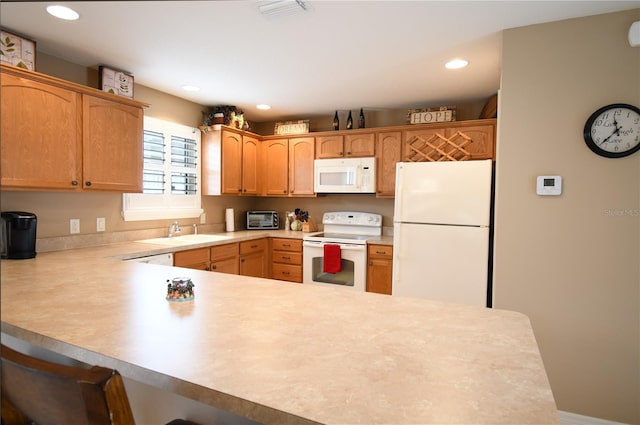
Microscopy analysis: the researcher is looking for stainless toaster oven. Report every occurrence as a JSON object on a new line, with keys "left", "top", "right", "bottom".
{"left": 246, "top": 211, "right": 279, "bottom": 230}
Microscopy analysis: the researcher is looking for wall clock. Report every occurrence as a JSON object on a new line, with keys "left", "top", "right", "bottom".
{"left": 583, "top": 103, "right": 640, "bottom": 158}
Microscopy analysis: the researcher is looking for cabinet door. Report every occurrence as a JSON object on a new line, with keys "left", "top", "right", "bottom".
{"left": 82, "top": 95, "right": 143, "bottom": 192}
{"left": 211, "top": 257, "right": 239, "bottom": 274}
{"left": 288, "top": 137, "right": 315, "bottom": 196}
{"left": 344, "top": 133, "right": 375, "bottom": 157}
{"left": 210, "top": 243, "right": 239, "bottom": 274}
{"left": 242, "top": 135, "right": 259, "bottom": 195}
{"left": 375, "top": 131, "right": 402, "bottom": 197}
{"left": 263, "top": 139, "right": 289, "bottom": 196}
{"left": 367, "top": 245, "right": 393, "bottom": 295}
{"left": 315, "top": 135, "right": 344, "bottom": 158}
{"left": 240, "top": 239, "right": 267, "bottom": 278}
{"left": 240, "top": 252, "right": 266, "bottom": 277}
{"left": 221, "top": 130, "right": 243, "bottom": 194}
{"left": 1, "top": 73, "right": 82, "bottom": 190}
{"left": 446, "top": 125, "right": 495, "bottom": 160}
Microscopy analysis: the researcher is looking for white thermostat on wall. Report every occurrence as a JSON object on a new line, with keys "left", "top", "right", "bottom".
{"left": 536, "top": 175, "right": 562, "bottom": 196}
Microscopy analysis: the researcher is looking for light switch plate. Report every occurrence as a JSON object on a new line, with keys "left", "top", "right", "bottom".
{"left": 200, "top": 213, "right": 206, "bottom": 224}
{"left": 96, "top": 217, "right": 106, "bottom": 232}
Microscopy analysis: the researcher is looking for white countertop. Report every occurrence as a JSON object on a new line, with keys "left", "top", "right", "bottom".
{"left": 0, "top": 232, "right": 558, "bottom": 424}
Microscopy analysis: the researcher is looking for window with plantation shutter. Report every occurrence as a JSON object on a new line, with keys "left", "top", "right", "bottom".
{"left": 122, "top": 116, "right": 202, "bottom": 221}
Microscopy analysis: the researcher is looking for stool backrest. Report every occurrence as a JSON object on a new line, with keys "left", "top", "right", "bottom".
{"left": 1, "top": 344, "right": 136, "bottom": 425}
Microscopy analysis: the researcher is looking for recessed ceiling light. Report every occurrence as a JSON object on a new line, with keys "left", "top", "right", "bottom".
{"left": 181, "top": 85, "right": 200, "bottom": 92}
{"left": 445, "top": 59, "right": 469, "bottom": 69}
{"left": 256, "top": 104, "right": 271, "bottom": 110}
{"left": 46, "top": 5, "right": 79, "bottom": 20}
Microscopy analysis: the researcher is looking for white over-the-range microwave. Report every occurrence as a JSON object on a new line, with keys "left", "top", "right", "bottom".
{"left": 313, "top": 157, "right": 376, "bottom": 194}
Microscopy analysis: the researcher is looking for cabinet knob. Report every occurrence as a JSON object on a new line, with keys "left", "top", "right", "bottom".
{"left": 283, "top": 190, "right": 287, "bottom": 194}
{"left": 71, "top": 180, "right": 79, "bottom": 186}
{"left": 211, "top": 265, "right": 216, "bottom": 270}
{"left": 85, "top": 181, "right": 92, "bottom": 187}
{"left": 282, "top": 271, "right": 290, "bottom": 275}
{"left": 346, "top": 152, "right": 351, "bottom": 155}
{"left": 282, "top": 256, "right": 290, "bottom": 260}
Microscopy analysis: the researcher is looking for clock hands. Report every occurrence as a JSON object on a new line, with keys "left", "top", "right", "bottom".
{"left": 599, "top": 112, "right": 622, "bottom": 146}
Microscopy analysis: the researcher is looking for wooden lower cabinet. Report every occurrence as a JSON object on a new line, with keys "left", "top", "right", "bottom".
{"left": 210, "top": 243, "right": 239, "bottom": 274}
{"left": 240, "top": 238, "right": 267, "bottom": 278}
{"left": 271, "top": 238, "right": 303, "bottom": 283}
{"left": 366, "top": 244, "right": 393, "bottom": 295}
{"left": 174, "top": 247, "right": 210, "bottom": 271}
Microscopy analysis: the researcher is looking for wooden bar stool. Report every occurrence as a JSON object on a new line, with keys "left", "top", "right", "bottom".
{"left": 1, "top": 344, "right": 200, "bottom": 425}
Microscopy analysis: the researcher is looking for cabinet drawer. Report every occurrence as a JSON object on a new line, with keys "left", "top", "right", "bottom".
{"left": 174, "top": 248, "right": 209, "bottom": 266}
{"left": 240, "top": 238, "right": 266, "bottom": 255}
{"left": 368, "top": 244, "right": 393, "bottom": 260}
{"left": 272, "top": 251, "right": 302, "bottom": 265}
{"left": 210, "top": 243, "right": 239, "bottom": 260}
{"left": 271, "top": 238, "right": 302, "bottom": 252}
{"left": 272, "top": 264, "right": 302, "bottom": 283}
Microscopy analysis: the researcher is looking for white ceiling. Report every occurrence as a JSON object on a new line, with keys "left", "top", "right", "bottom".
{"left": 1, "top": 1, "right": 638, "bottom": 122}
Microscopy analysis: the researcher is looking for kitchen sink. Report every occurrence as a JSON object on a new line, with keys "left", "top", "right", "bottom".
{"left": 136, "top": 234, "right": 233, "bottom": 246}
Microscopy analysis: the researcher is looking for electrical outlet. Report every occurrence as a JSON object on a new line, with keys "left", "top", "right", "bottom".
{"left": 200, "top": 213, "right": 206, "bottom": 224}
{"left": 70, "top": 219, "right": 80, "bottom": 234}
{"left": 96, "top": 217, "right": 106, "bottom": 232}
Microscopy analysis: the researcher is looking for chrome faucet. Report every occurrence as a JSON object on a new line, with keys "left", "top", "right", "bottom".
{"left": 168, "top": 221, "right": 181, "bottom": 238}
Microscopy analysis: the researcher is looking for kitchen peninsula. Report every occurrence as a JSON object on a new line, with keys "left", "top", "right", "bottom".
{"left": 1, "top": 234, "right": 559, "bottom": 424}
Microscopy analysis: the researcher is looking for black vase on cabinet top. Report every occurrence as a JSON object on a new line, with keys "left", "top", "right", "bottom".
{"left": 358, "top": 108, "right": 365, "bottom": 128}
{"left": 1, "top": 211, "right": 37, "bottom": 259}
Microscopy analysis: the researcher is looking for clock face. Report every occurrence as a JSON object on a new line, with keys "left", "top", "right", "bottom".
{"left": 583, "top": 104, "right": 640, "bottom": 158}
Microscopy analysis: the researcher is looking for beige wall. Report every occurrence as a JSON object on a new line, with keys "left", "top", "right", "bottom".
{"left": 494, "top": 9, "right": 639, "bottom": 424}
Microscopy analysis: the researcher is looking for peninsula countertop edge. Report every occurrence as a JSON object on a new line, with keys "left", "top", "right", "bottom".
{"left": 0, "top": 230, "right": 558, "bottom": 425}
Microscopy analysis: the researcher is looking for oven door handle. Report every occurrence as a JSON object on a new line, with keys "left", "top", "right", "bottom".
{"left": 303, "top": 241, "right": 366, "bottom": 251}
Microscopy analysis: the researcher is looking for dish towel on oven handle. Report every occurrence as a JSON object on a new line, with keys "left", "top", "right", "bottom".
{"left": 323, "top": 244, "right": 342, "bottom": 274}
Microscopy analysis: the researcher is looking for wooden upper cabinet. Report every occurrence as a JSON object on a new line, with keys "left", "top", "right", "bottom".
{"left": 404, "top": 121, "right": 495, "bottom": 162}
{"left": 1, "top": 72, "right": 82, "bottom": 190}
{"left": 375, "top": 131, "right": 402, "bottom": 197}
{"left": 82, "top": 95, "right": 143, "bottom": 192}
{"left": 315, "top": 134, "right": 344, "bottom": 158}
{"left": 262, "top": 136, "right": 315, "bottom": 197}
{"left": 242, "top": 135, "right": 260, "bottom": 195}
{"left": 344, "top": 133, "right": 375, "bottom": 157}
{"left": 221, "top": 129, "right": 260, "bottom": 195}
{"left": 315, "top": 133, "right": 375, "bottom": 158}
{"left": 263, "top": 139, "right": 289, "bottom": 196}
{"left": 221, "top": 129, "right": 243, "bottom": 194}
{"left": 446, "top": 124, "right": 495, "bottom": 160}
{"left": 288, "top": 137, "right": 315, "bottom": 196}
{"left": 0, "top": 64, "right": 146, "bottom": 192}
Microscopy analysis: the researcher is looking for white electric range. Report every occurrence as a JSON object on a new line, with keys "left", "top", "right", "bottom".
{"left": 302, "top": 212, "right": 382, "bottom": 290}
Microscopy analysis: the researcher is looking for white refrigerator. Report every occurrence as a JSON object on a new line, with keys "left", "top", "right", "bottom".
{"left": 392, "top": 160, "right": 493, "bottom": 307}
